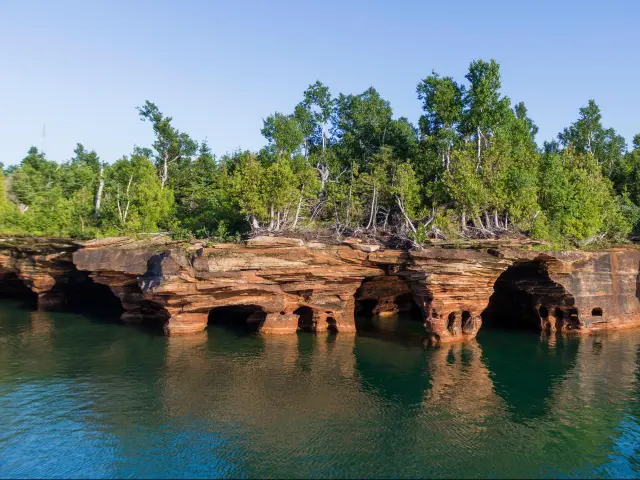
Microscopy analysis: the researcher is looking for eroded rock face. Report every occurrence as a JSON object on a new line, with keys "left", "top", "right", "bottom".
{"left": 0, "top": 237, "right": 79, "bottom": 308}
{"left": 482, "top": 250, "right": 640, "bottom": 334}
{"left": 3, "top": 235, "right": 640, "bottom": 343}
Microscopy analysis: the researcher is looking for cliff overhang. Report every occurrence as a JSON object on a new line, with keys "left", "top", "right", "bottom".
{"left": 2, "top": 235, "right": 640, "bottom": 343}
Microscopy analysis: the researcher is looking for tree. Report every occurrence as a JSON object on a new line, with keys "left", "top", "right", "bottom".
{"left": 101, "top": 154, "right": 174, "bottom": 232}
{"left": 137, "top": 101, "right": 198, "bottom": 188}
{"left": 300, "top": 81, "right": 335, "bottom": 152}
{"left": 463, "top": 59, "right": 511, "bottom": 168}
{"left": 297, "top": 81, "right": 336, "bottom": 191}
{"left": 538, "top": 150, "right": 629, "bottom": 245}
{"left": 417, "top": 71, "right": 464, "bottom": 171}
{"left": 261, "top": 112, "right": 305, "bottom": 159}
{"left": 10, "top": 147, "right": 59, "bottom": 210}
{"left": 558, "top": 100, "right": 627, "bottom": 178}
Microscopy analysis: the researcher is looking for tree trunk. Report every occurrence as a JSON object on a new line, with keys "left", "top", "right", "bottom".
{"left": 494, "top": 210, "right": 499, "bottom": 229}
{"left": 292, "top": 190, "right": 304, "bottom": 229}
{"left": 322, "top": 124, "right": 326, "bottom": 151}
{"left": 484, "top": 211, "right": 491, "bottom": 230}
{"left": 476, "top": 126, "right": 482, "bottom": 171}
{"left": 94, "top": 164, "right": 104, "bottom": 219}
{"left": 268, "top": 205, "right": 275, "bottom": 231}
{"left": 123, "top": 175, "right": 133, "bottom": 224}
{"left": 396, "top": 195, "right": 417, "bottom": 235}
{"left": 461, "top": 210, "right": 467, "bottom": 231}
{"left": 366, "top": 183, "right": 377, "bottom": 230}
{"left": 250, "top": 215, "right": 260, "bottom": 231}
{"left": 161, "top": 151, "right": 169, "bottom": 188}
{"left": 346, "top": 163, "right": 354, "bottom": 227}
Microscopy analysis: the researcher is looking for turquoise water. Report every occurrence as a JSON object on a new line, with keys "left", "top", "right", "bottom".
{"left": 1, "top": 298, "right": 640, "bottom": 478}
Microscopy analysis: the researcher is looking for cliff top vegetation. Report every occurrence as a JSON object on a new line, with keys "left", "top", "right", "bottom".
{"left": 2, "top": 59, "right": 640, "bottom": 251}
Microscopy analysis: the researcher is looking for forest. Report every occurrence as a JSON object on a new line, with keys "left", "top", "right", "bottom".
{"left": 2, "top": 58, "right": 640, "bottom": 249}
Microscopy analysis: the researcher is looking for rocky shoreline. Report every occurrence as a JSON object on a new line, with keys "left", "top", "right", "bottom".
{"left": 1, "top": 235, "right": 640, "bottom": 343}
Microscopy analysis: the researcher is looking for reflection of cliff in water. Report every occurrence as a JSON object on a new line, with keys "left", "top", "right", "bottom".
{"left": 477, "top": 329, "right": 580, "bottom": 421}
{"left": 353, "top": 333, "right": 431, "bottom": 407}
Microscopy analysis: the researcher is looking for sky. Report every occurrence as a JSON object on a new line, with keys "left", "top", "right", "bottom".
{"left": 1, "top": 0, "right": 639, "bottom": 165}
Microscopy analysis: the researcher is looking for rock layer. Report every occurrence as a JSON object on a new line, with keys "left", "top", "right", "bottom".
{"left": 2, "top": 235, "right": 640, "bottom": 343}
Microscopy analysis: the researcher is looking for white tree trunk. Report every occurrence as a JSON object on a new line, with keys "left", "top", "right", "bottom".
{"left": 161, "top": 151, "right": 169, "bottom": 187}
{"left": 476, "top": 126, "right": 482, "bottom": 171}
{"left": 366, "top": 184, "right": 377, "bottom": 230}
{"left": 396, "top": 195, "right": 417, "bottom": 235}
{"left": 94, "top": 164, "right": 104, "bottom": 218}
{"left": 292, "top": 190, "right": 304, "bottom": 229}
{"left": 268, "top": 205, "right": 275, "bottom": 231}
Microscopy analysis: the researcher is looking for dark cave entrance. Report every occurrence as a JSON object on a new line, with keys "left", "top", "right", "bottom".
{"left": 355, "top": 299, "right": 379, "bottom": 318}
{"left": 354, "top": 277, "right": 422, "bottom": 321}
{"left": 0, "top": 272, "right": 37, "bottom": 306}
{"left": 207, "top": 305, "right": 266, "bottom": 334}
{"left": 65, "top": 272, "right": 124, "bottom": 318}
{"left": 326, "top": 316, "right": 338, "bottom": 333}
{"left": 482, "top": 261, "right": 578, "bottom": 332}
{"left": 295, "top": 306, "right": 315, "bottom": 332}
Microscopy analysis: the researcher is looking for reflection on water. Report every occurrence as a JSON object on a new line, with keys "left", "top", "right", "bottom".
{"left": 1, "top": 299, "right": 640, "bottom": 478}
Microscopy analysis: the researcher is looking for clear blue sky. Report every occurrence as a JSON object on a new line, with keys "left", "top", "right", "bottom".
{"left": 1, "top": 0, "right": 638, "bottom": 165}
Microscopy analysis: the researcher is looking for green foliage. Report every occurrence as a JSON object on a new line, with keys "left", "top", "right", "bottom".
{"left": 100, "top": 154, "right": 174, "bottom": 233}
{"left": 1, "top": 59, "right": 636, "bottom": 249}
{"left": 538, "top": 150, "right": 629, "bottom": 245}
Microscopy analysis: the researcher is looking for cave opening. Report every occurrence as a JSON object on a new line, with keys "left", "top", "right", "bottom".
{"left": 461, "top": 311, "right": 471, "bottom": 330}
{"left": 482, "top": 261, "right": 577, "bottom": 332}
{"left": 0, "top": 272, "right": 37, "bottom": 306}
{"left": 592, "top": 307, "right": 603, "bottom": 317}
{"left": 355, "top": 299, "right": 379, "bottom": 317}
{"left": 447, "top": 312, "right": 457, "bottom": 331}
{"left": 65, "top": 272, "right": 124, "bottom": 319}
{"left": 394, "top": 292, "right": 423, "bottom": 320}
{"left": 354, "top": 277, "right": 422, "bottom": 321}
{"left": 207, "top": 305, "right": 266, "bottom": 334}
{"left": 295, "top": 306, "right": 315, "bottom": 332}
{"left": 326, "top": 316, "right": 338, "bottom": 333}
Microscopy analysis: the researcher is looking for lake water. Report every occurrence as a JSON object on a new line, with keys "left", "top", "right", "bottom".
{"left": 1, "top": 298, "right": 640, "bottom": 478}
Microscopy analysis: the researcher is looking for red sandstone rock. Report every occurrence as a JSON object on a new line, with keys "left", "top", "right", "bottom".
{"left": 3, "top": 236, "right": 640, "bottom": 344}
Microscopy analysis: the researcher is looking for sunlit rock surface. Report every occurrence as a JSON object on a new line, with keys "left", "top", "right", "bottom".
{"left": 2, "top": 235, "right": 640, "bottom": 343}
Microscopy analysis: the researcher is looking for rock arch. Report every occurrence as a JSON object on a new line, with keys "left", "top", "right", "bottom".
{"left": 482, "top": 261, "right": 581, "bottom": 332}
{"left": 64, "top": 271, "right": 124, "bottom": 318}
{"left": 207, "top": 304, "right": 267, "bottom": 333}
{"left": 354, "top": 275, "right": 421, "bottom": 319}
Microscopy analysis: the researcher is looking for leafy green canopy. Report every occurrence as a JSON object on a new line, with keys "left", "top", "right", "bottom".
{"left": 1, "top": 59, "right": 637, "bottom": 248}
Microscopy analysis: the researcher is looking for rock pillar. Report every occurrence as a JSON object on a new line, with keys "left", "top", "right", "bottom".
{"left": 163, "top": 312, "right": 209, "bottom": 335}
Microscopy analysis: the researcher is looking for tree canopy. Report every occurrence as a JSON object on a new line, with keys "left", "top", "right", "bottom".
{"left": 1, "top": 59, "right": 637, "bottom": 249}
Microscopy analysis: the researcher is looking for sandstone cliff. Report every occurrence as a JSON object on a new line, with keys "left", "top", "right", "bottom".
{"left": 1, "top": 235, "right": 640, "bottom": 343}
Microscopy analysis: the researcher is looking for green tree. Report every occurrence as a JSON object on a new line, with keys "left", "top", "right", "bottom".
{"left": 462, "top": 59, "right": 511, "bottom": 168}
{"left": 539, "top": 149, "right": 629, "bottom": 245}
{"left": 137, "top": 101, "right": 199, "bottom": 188}
{"left": 558, "top": 100, "right": 626, "bottom": 178}
{"left": 261, "top": 112, "right": 305, "bottom": 159}
{"left": 101, "top": 154, "right": 174, "bottom": 232}
{"left": 417, "top": 71, "right": 464, "bottom": 171}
